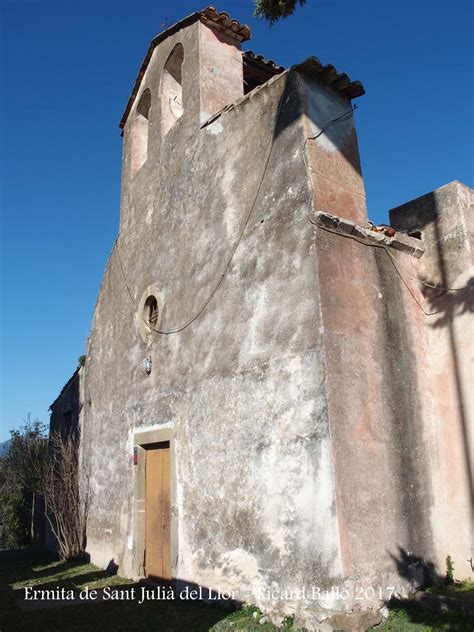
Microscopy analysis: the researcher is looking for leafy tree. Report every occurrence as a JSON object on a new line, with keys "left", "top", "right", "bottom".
{"left": 0, "top": 417, "right": 48, "bottom": 548}
{"left": 254, "top": 0, "right": 307, "bottom": 24}
{"left": 2, "top": 487, "right": 32, "bottom": 548}
{"left": 6, "top": 418, "right": 49, "bottom": 493}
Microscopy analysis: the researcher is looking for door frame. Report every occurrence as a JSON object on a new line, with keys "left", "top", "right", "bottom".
{"left": 132, "top": 426, "right": 178, "bottom": 580}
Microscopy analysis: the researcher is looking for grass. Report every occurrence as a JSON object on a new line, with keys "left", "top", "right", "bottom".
{"left": 372, "top": 582, "right": 474, "bottom": 632}
{"left": 0, "top": 549, "right": 295, "bottom": 632}
{"left": 0, "top": 549, "right": 472, "bottom": 631}
{"left": 427, "top": 580, "right": 474, "bottom": 602}
{"left": 373, "top": 597, "right": 473, "bottom": 632}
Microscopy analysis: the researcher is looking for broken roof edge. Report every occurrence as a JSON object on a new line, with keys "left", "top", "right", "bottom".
{"left": 200, "top": 69, "right": 289, "bottom": 130}
{"left": 201, "top": 56, "right": 365, "bottom": 130}
{"left": 119, "top": 6, "right": 251, "bottom": 130}
{"left": 314, "top": 211, "right": 425, "bottom": 259}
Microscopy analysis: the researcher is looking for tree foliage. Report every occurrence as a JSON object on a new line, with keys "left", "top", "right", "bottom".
{"left": 0, "top": 417, "right": 47, "bottom": 548}
{"left": 6, "top": 418, "right": 49, "bottom": 493}
{"left": 254, "top": 0, "right": 307, "bottom": 24}
{"left": 2, "top": 486, "right": 32, "bottom": 548}
{"left": 1, "top": 417, "right": 91, "bottom": 559}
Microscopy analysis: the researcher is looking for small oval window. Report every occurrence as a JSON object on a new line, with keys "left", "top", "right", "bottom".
{"left": 143, "top": 295, "right": 159, "bottom": 331}
{"left": 138, "top": 287, "right": 162, "bottom": 342}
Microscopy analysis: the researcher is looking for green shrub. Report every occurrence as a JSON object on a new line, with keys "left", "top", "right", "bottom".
{"left": 2, "top": 486, "right": 32, "bottom": 548}
{"left": 445, "top": 554, "right": 455, "bottom": 585}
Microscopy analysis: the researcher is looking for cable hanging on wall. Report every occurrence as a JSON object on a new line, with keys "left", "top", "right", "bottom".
{"left": 307, "top": 216, "right": 441, "bottom": 316}
{"left": 306, "top": 105, "right": 357, "bottom": 143}
{"left": 115, "top": 91, "right": 287, "bottom": 335}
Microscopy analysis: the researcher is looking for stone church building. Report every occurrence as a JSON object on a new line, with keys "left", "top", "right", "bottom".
{"left": 50, "top": 6, "right": 473, "bottom": 629}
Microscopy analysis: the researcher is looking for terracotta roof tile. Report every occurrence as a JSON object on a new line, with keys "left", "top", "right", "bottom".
{"left": 201, "top": 6, "right": 251, "bottom": 41}
{"left": 119, "top": 6, "right": 251, "bottom": 129}
{"left": 119, "top": 10, "right": 364, "bottom": 130}
{"left": 294, "top": 57, "right": 365, "bottom": 99}
{"left": 243, "top": 50, "right": 285, "bottom": 73}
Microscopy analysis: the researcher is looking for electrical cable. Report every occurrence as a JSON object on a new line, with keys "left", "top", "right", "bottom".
{"left": 306, "top": 105, "right": 357, "bottom": 143}
{"left": 116, "top": 90, "right": 462, "bottom": 333}
{"left": 414, "top": 278, "right": 468, "bottom": 292}
{"left": 302, "top": 106, "right": 467, "bottom": 302}
{"left": 115, "top": 91, "right": 286, "bottom": 335}
{"left": 307, "top": 216, "right": 440, "bottom": 316}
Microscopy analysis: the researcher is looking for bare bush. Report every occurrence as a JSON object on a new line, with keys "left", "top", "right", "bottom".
{"left": 42, "top": 430, "right": 92, "bottom": 560}
{"left": 5, "top": 420, "right": 92, "bottom": 560}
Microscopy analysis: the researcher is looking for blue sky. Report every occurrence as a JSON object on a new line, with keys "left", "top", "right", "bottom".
{"left": 1, "top": 0, "right": 472, "bottom": 441}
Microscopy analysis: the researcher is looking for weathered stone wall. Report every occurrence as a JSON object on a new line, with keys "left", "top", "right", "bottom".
{"left": 50, "top": 367, "right": 82, "bottom": 437}
{"left": 301, "top": 76, "right": 367, "bottom": 224}
{"left": 50, "top": 17, "right": 473, "bottom": 630}
{"left": 314, "top": 230, "right": 436, "bottom": 586}
{"left": 299, "top": 76, "right": 439, "bottom": 623}
{"left": 391, "top": 182, "right": 474, "bottom": 584}
{"left": 80, "top": 24, "right": 343, "bottom": 624}
{"left": 47, "top": 366, "right": 84, "bottom": 552}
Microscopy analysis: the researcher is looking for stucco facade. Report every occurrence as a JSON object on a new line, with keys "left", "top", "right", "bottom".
{"left": 49, "top": 7, "right": 473, "bottom": 630}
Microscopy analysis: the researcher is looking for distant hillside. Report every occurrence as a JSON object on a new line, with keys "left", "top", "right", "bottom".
{"left": 0, "top": 440, "right": 11, "bottom": 458}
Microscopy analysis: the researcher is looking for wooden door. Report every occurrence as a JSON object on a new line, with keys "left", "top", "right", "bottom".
{"left": 145, "top": 442, "right": 171, "bottom": 580}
